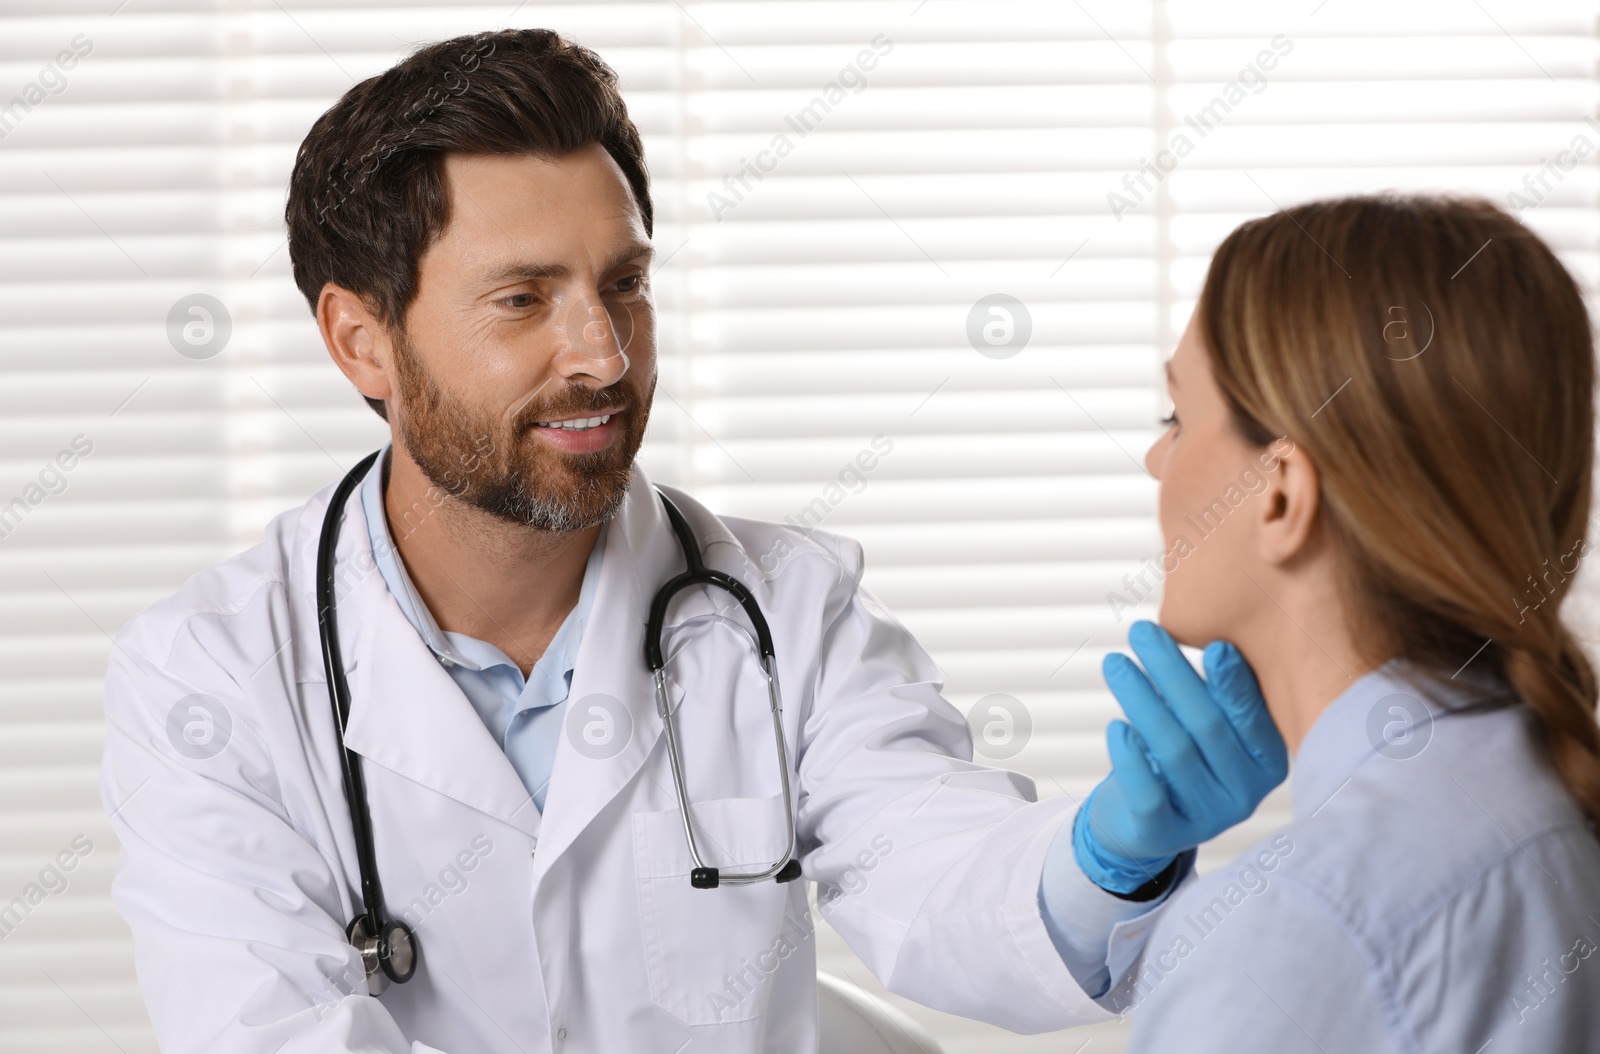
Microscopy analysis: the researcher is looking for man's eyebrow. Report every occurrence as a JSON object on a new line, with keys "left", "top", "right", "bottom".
{"left": 476, "top": 241, "right": 655, "bottom": 285}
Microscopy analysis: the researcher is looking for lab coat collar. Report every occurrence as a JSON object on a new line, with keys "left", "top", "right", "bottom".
{"left": 298, "top": 458, "right": 543, "bottom": 837}
{"left": 288, "top": 454, "right": 718, "bottom": 860}
{"left": 529, "top": 461, "right": 717, "bottom": 878}
{"left": 1289, "top": 656, "right": 1511, "bottom": 821}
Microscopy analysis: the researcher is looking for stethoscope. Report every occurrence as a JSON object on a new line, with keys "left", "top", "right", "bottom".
{"left": 316, "top": 449, "right": 801, "bottom": 993}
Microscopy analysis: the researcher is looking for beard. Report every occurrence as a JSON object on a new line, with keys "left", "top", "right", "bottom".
{"left": 388, "top": 327, "right": 654, "bottom": 533}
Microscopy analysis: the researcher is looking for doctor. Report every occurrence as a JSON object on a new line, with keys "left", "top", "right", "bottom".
{"left": 99, "top": 27, "right": 1287, "bottom": 1054}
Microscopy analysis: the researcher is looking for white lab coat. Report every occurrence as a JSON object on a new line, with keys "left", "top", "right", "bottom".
{"left": 101, "top": 461, "right": 1138, "bottom": 1053}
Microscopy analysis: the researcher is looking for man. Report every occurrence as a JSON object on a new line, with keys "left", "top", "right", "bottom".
{"left": 100, "top": 28, "right": 1286, "bottom": 1053}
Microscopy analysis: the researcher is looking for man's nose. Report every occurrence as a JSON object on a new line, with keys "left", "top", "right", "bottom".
{"left": 556, "top": 294, "right": 630, "bottom": 385}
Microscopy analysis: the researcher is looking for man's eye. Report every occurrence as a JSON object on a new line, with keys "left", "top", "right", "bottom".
{"left": 613, "top": 275, "right": 643, "bottom": 294}
{"left": 498, "top": 293, "right": 535, "bottom": 308}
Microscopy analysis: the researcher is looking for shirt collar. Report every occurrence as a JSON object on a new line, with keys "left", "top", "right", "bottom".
{"left": 358, "top": 440, "right": 607, "bottom": 677}
{"left": 1290, "top": 655, "right": 1511, "bottom": 821}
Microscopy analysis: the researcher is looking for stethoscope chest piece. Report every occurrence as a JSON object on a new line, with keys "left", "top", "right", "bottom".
{"left": 347, "top": 913, "right": 417, "bottom": 995}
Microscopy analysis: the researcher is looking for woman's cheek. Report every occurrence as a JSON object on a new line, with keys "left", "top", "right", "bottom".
{"left": 1152, "top": 449, "right": 1213, "bottom": 645}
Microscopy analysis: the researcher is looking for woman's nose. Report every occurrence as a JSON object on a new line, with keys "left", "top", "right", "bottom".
{"left": 1144, "top": 434, "right": 1165, "bottom": 480}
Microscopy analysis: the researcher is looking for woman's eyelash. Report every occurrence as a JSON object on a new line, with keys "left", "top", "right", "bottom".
{"left": 1160, "top": 412, "right": 1178, "bottom": 427}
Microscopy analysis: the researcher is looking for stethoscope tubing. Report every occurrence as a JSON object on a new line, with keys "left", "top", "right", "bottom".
{"left": 317, "top": 451, "right": 800, "bottom": 991}
{"left": 647, "top": 490, "right": 798, "bottom": 886}
{"left": 318, "top": 451, "right": 417, "bottom": 990}
{"left": 316, "top": 450, "right": 389, "bottom": 942}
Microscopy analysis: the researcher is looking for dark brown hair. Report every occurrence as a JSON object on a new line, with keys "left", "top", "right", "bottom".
{"left": 285, "top": 28, "right": 652, "bottom": 420}
{"left": 1197, "top": 192, "right": 1600, "bottom": 831}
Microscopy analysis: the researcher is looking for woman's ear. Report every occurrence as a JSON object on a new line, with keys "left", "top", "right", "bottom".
{"left": 318, "top": 283, "right": 394, "bottom": 404}
{"left": 1255, "top": 439, "right": 1322, "bottom": 565}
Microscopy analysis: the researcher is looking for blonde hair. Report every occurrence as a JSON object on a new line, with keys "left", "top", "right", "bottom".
{"left": 1197, "top": 192, "right": 1600, "bottom": 829}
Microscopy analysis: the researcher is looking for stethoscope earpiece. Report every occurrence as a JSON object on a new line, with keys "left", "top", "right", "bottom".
{"left": 691, "top": 858, "right": 802, "bottom": 888}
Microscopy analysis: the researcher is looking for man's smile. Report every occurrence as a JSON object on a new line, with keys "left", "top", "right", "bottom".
{"left": 527, "top": 407, "right": 624, "bottom": 453}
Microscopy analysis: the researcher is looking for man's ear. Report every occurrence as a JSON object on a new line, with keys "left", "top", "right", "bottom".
{"left": 1255, "top": 439, "right": 1322, "bottom": 565}
{"left": 317, "top": 283, "right": 394, "bottom": 404}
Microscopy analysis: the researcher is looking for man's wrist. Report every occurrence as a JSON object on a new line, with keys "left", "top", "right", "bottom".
{"left": 1071, "top": 789, "right": 1181, "bottom": 895}
{"left": 1103, "top": 852, "right": 1184, "bottom": 901}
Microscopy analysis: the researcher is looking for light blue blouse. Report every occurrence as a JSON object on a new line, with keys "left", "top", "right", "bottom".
{"left": 1119, "top": 658, "right": 1600, "bottom": 1052}
{"left": 358, "top": 442, "right": 605, "bottom": 814}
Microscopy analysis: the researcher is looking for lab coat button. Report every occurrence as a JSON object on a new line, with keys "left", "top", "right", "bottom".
{"left": 556, "top": 1026, "right": 567, "bottom": 1041}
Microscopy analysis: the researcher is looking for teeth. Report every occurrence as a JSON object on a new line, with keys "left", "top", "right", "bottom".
{"left": 536, "top": 414, "right": 612, "bottom": 430}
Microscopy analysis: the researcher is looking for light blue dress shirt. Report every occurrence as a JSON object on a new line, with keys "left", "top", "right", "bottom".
{"left": 1038, "top": 817, "right": 1195, "bottom": 999}
{"left": 359, "top": 442, "right": 605, "bottom": 813}
{"left": 1119, "top": 658, "right": 1600, "bottom": 1052}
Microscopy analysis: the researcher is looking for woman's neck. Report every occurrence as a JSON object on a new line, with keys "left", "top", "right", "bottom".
{"left": 1232, "top": 575, "right": 1381, "bottom": 756}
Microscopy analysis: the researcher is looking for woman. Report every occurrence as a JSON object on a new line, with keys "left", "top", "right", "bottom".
{"left": 1118, "top": 193, "right": 1600, "bottom": 1051}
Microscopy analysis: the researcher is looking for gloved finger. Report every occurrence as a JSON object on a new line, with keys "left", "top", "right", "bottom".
{"left": 1126, "top": 620, "right": 1247, "bottom": 785}
{"left": 1102, "top": 651, "right": 1206, "bottom": 785}
{"left": 1105, "top": 718, "right": 1168, "bottom": 818}
{"left": 1126, "top": 623, "right": 1260, "bottom": 786}
{"left": 1203, "top": 640, "right": 1288, "bottom": 775}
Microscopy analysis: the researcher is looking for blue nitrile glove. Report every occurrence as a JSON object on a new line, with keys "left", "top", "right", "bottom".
{"left": 1073, "top": 619, "right": 1288, "bottom": 894}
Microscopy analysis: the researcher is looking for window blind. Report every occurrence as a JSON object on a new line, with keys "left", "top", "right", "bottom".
{"left": 0, "top": 2, "right": 1595, "bottom": 1051}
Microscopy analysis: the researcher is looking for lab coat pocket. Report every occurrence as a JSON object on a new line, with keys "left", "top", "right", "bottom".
{"left": 632, "top": 793, "right": 794, "bottom": 1025}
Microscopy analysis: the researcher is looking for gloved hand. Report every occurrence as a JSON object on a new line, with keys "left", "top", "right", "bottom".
{"left": 1073, "top": 620, "right": 1288, "bottom": 894}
